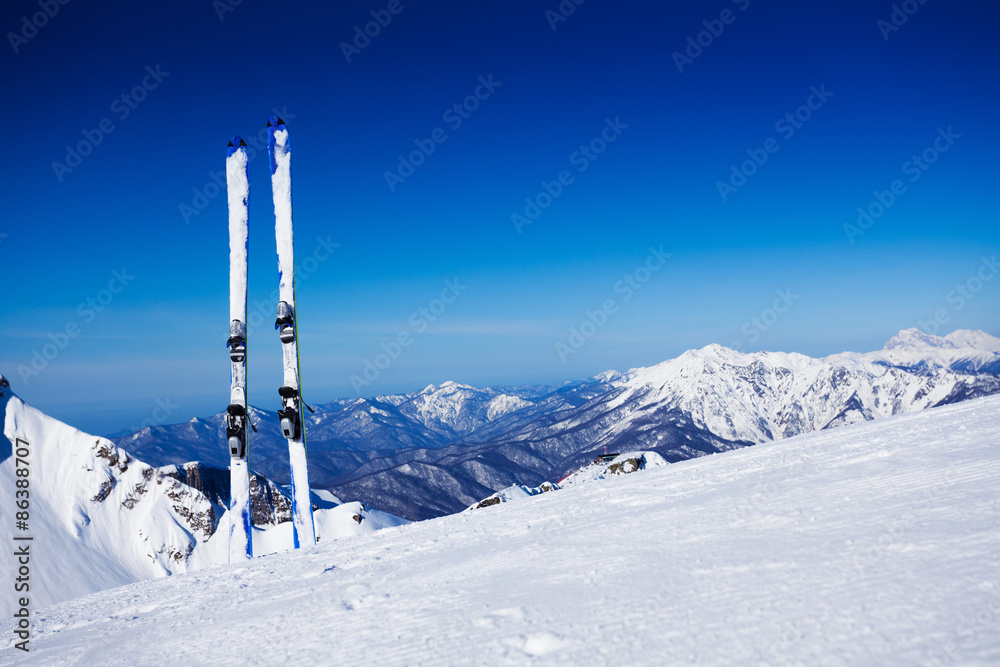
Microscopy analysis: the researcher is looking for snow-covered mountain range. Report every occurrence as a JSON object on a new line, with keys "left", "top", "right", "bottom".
{"left": 113, "top": 329, "right": 1000, "bottom": 520}
{"left": 7, "top": 392, "right": 999, "bottom": 664}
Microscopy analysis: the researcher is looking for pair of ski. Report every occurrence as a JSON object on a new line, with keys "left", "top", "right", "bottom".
{"left": 225, "top": 116, "right": 314, "bottom": 563}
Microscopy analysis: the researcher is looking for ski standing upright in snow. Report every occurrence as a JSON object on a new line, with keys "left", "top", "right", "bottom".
{"left": 225, "top": 136, "right": 253, "bottom": 562}
{"left": 268, "top": 116, "right": 316, "bottom": 548}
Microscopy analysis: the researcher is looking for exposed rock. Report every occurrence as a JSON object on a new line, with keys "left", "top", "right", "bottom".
{"left": 161, "top": 462, "right": 299, "bottom": 527}
{"left": 607, "top": 456, "right": 646, "bottom": 475}
{"left": 92, "top": 479, "right": 115, "bottom": 503}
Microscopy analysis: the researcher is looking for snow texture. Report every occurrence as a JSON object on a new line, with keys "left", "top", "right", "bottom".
{"left": 4, "top": 395, "right": 999, "bottom": 664}
{"left": 225, "top": 146, "right": 249, "bottom": 323}
{"left": 269, "top": 126, "right": 294, "bottom": 304}
{"left": 286, "top": 436, "right": 314, "bottom": 548}
{"left": 228, "top": 457, "right": 252, "bottom": 562}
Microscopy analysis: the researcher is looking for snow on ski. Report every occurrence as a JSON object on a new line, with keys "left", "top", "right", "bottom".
{"left": 268, "top": 115, "right": 316, "bottom": 548}
{"left": 226, "top": 135, "right": 253, "bottom": 562}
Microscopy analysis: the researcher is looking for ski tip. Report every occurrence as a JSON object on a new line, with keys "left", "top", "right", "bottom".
{"left": 228, "top": 135, "right": 247, "bottom": 148}
{"left": 267, "top": 115, "right": 285, "bottom": 129}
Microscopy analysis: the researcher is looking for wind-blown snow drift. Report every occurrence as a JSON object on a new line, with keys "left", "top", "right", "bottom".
{"left": 5, "top": 394, "right": 999, "bottom": 664}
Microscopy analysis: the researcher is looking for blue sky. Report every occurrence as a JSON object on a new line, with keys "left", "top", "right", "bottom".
{"left": 1, "top": 0, "right": 998, "bottom": 434}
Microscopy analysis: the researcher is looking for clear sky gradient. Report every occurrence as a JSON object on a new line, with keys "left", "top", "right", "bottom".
{"left": 1, "top": 0, "right": 998, "bottom": 434}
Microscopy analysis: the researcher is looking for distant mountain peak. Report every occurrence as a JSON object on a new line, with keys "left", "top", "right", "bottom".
{"left": 884, "top": 328, "right": 958, "bottom": 351}
{"left": 944, "top": 329, "right": 1000, "bottom": 352}
{"left": 419, "top": 380, "right": 470, "bottom": 394}
{"left": 884, "top": 328, "right": 1000, "bottom": 353}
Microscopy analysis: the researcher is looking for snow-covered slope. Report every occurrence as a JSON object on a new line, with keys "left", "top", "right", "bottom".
{"left": 0, "top": 382, "right": 219, "bottom": 614}
{"left": 0, "top": 379, "right": 406, "bottom": 614}
{"left": 5, "top": 394, "right": 999, "bottom": 664}
{"left": 557, "top": 450, "right": 669, "bottom": 487}
{"left": 467, "top": 481, "right": 559, "bottom": 511}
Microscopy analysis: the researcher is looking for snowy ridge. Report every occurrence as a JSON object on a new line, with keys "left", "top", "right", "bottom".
{"left": 882, "top": 327, "right": 1000, "bottom": 353}
{"left": 7, "top": 395, "right": 1000, "bottom": 664}
{"left": 1, "top": 390, "right": 219, "bottom": 614}
{"left": 609, "top": 343, "right": 967, "bottom": 443}
{"left": 467, "top": 481, "right": 559, "bottom": 511}
{"left": 558, "top": 451, "right": 669, "bottom": 487}
{"left": 404, "top": 381, "right": 536, "bottom": 435}
{"left": 467, "top": 451, "right": 670, "bottom": 510}
{"left": 852, "top": 327, "right": 1000, "bottom": 374}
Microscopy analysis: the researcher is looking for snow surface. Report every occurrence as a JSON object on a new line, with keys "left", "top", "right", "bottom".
{"left": 466, "top": 481, "right": 559, "bottom": 510}
{"left": 270, "top": 126, "right": 294, "bottom": 303}
{"left": 225, "top": 146, "right": 249, "bottom": 322}
{"left": 227, "top": 457, "right": 252, "bottom": 563}
{"left": 5, "top": 395, "right": 998, "bottom": 665}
